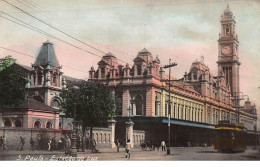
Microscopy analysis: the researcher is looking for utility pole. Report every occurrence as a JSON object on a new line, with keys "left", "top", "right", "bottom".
{"left": 163, "top": 59, "right": 177, "bottom": 155}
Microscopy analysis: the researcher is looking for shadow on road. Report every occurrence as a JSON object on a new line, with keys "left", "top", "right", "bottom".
{"left": 196, "top": 151, "right": 218, "bottom": 153}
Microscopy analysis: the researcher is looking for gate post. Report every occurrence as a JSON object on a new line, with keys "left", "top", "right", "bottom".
{"left": 108, "top": 118, "right": 117, "bottom": 148}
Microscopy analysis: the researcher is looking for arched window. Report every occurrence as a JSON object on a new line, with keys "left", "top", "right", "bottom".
{"left": 100, "top": 133, "right": 102, "bottom": 143}
{"left": 14, "top": 119, "right": 22, "bottom": 127}
{"left": 104, "top": 134, "right": 107, "bottom": 143}
{"left": 96, "top": 133, "right": 99, "bottom": 142}
{"left": 51, "top": 99, "right": 60, "bottom": 109}
{"left": 37, "top": 71, "right": 42, "bottom": 85}
{"left": 4, "top": 118, "right": 12, "bottom": 127}
{"left": 136, "top": 135, "right": 138, "bottom": 143}
{"left": 59, "top": 123, "right": 62, "bottom": 129}
{"left": 52, "top": 74, "right": 58, "bottom": 86}
{"left": 137, "top": 65, "right": 141, "bottom": 75}
{"left": 155, "top": 96, "right": 159, "bottom": 116}
{"left": 101, "top": 68, "right": 105, "bottom": 78}
{"left": 135, "top": 95, "right": 143, "bottom": 116}
{"left": 34, "top": 121, "right": 41, "bottom": 128}
{"left": 46, "top": 121, "right": 52, "bottom": 129}
{"left": 108, "top": 134, "right": 110, "bottom": 143}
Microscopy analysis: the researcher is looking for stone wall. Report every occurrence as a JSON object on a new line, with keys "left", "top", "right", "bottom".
{"left": 0, "top": 127, "right": 62, "bottom": 150}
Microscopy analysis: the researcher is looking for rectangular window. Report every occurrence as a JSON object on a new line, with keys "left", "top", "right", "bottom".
{"left": 165, "top": 104, "right": 167, "bottom": 117}
{"left": 173, "top": 104, "right": 176, "bottom": 118}
{"left": 185, "top": 108, "right": 187, "bottom": 120}
{"left": 178, "top": 106, "right": 180, "bottom": 119}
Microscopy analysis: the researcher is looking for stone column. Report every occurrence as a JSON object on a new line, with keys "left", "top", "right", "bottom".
{"left": 108, "top": 118, "right": 116, "bottom": 148}
{"left": 122, "top": 89, "right": 130, "bottom": 116}
{"left": 125, "top": 120, "right": 134, "bottom": 148}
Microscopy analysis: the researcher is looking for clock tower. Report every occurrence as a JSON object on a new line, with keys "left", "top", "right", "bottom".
{"left": 217, "top": 4, "right": 240, "bottom": 97}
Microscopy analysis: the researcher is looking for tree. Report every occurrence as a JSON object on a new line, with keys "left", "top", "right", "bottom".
{"left": 60, "top": 80, "right": 116, "bottom": 150}
{"left": 0, "top": 56, "right": 27, "bottom": 108}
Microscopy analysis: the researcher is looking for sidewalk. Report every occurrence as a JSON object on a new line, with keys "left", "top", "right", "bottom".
{"left": 0, "top": 146, "right": 213, "bottom": 156}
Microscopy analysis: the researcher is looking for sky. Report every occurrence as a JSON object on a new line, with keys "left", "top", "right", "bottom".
{"left": 0, "top": 0, "right": 260, "bottom": 127}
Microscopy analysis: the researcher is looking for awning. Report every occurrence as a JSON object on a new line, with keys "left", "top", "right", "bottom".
{"left": 162, "top": 119, "right": 215, "bottom": 129}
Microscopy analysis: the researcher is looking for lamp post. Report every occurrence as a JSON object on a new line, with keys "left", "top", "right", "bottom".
{"left": 163, "top": 59, "right": 177, "bottom": 155}
{"left": 70, "top": 85, "right": 80, "bottom": 157}
{"left": 60, "top": 111, "right": 66, "bottom": 131}
{"left": 126, "top": 105, "right": 132, "bottom": 143}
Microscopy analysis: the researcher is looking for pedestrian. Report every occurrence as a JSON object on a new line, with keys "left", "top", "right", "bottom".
{"left": 161, "top": 140, "right": 166, "bottom": 151}
{"left": 65, "top": 135, "right": 71, "bottom": 154}
{"left": 30, "top": 137, "right": 35, "bottom": 151}
{"left": 125, "top": 139, "right": 131, "bottom": 159}
{"left": 58, "top": 138, "right": 62, "bottom": 150}
{"left": 86, "top": 138, "right": 89, "bottom": 150}
{"left": 115, "top": 139, "right": 120, "bottom": 152}
{"left": 19, "top": 136, "right": 25, "bottom": 151}
{"left": 0, "top": 136, "right": 3, "bottom": 151}
{"left": 51, "top": 138, "right": 56, "bottom": 151}
{"left": 76, "top": 136, "right": 81, "bottom": 152}
{"left": 48, "top": 138, "right": 52, "bottom": 151}
{"left": 92, "top": 139, "right": 96, "bottom": 153}
{"left": 2, "top": 136, "right": 8, "bottom": 151}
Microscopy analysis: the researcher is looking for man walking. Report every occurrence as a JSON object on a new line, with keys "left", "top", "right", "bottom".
{"left": 0, "top": 136, "right": 3, "bottom": 151}
{"left": 30, "top": 137, "right": 35, "bottom": 151}
{"left": 161, "top": 140, "right": 166, "bottom": 151}
{"left": 19, "top": 136, "right": 25, "bottom": 151}
{"left": 2, "top": 136, "right": 8, "bottom": 151}
{"left": 92, "top": 139, "right": 96, "bottom": 153}
{"left": 115, "top": 139, "right": 120, "bottom": 152}
{"left": 48, "top": 138, "right": 52, "bottom": 151}
{"left": 125, "top": 139, "right": 131, "bottom": 159}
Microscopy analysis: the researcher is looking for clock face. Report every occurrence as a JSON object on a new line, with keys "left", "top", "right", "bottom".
{"left": 222, "top": 45, "right": 232, "bottom": 55}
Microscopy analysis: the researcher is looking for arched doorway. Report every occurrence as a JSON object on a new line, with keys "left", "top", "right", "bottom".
{"left": 46, "top": 121, "right": 52, "bottom": 129}
{"left": 4, "top": 118, "right": 12, "bottom": 127}
{"left": 34, "top": 121, "right": 41, "bottom": 128}
{"left": 14, "top": 119, "right": 22, "bottom": 127}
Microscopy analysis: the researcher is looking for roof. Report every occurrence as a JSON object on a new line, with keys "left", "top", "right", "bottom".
{"left": 189, "top": 59, "right": 211, "bottom": 75}
{"left": 139, "top": 48, "right": 150, "bottom": 54}
{"left": 19, "top": 64, "right": 33, "bottom": 71}
{"left": 33, "top": 41, "right": 60, "bottom": 68}
{"left": 3, "top": 98, "right": 60, "bottom": 112}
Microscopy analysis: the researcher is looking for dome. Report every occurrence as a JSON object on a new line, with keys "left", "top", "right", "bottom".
{"left": 98, "top": 52, "right": 118, "bottom": 67}
{"left": 34, "top": 41, "right": 60, "bottom": 68}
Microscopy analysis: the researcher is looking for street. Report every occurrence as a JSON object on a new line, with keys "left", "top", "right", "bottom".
{"left": 0, "top": 147, "right": 260, "bottom": 161}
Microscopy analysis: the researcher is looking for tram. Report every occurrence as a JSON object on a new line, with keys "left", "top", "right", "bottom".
{"left": 214, "top": 120, "right": 247, "bottom": 152}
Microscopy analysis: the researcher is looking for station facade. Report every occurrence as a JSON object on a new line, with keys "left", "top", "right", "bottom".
{"left": 89, "top": 4, "right": 257, "bottom": 146}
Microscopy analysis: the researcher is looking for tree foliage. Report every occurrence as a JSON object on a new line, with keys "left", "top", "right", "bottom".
{"left": 60, "top": 81, "right": 116, "bottom": 128}
{"left": 0, "top": 56, "right": 27, "bottom": 108}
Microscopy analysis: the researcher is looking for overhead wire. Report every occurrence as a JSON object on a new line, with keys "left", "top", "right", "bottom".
{"left": 3, "top": 0, "right": 107, "bottom": 55}
{"left": 20, "top": 0, "right": 134, "bottom": 63}
{"left": 2, "top": 0, "right": 131, "bottom": 65}
{"left": 0, "top": 12, "right": 104, "bottom": 59}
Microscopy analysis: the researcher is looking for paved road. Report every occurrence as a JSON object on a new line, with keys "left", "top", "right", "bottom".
{"left": 0, "top": 147, "right": 260, "bottom": 161}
